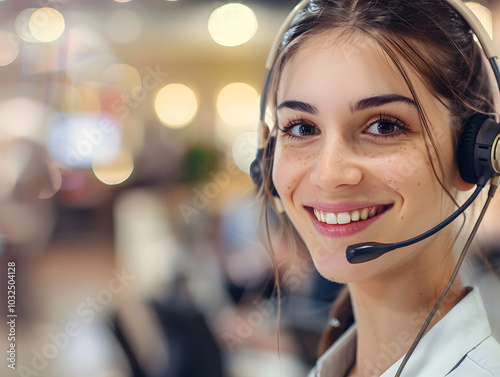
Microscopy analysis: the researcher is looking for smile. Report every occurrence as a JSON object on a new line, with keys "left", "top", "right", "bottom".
{"left": 313, "top": 207, "right": 379, "bottom": 225}
{"left": 307, "top": 204, "right": 392, "bottom": 238}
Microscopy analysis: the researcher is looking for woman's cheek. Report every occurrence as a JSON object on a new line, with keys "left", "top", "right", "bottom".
{"left": 375, "top": 147, "right": 429, "bottom": 189}
{"left": 273, "top": 150, "right": 294, "bottom": 202}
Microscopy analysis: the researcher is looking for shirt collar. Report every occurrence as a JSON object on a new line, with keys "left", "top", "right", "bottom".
{"left": 310, "top": 287, "right": 492, "bottom": 377}
{"left": 310, "top": 325, "right": 356, "bottom": 377}
{"left": 383, "top": 287, "right": 492, "bottom": 376}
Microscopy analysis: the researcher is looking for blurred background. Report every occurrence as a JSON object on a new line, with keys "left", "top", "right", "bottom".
{"left": 0, "top": 0, "right": 498, "bottom": 376}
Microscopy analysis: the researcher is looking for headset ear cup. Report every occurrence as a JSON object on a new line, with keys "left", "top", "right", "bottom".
{"left": 457, "top": 113, "right": 500, "bottom": 186}
{"left": 457, "top": 114, "right": 486, "bottom": 184}
{"left": 250, "top": 153, "right": 264, "bottom": 189}
{"left": 250, "top": 136, "right": 279, "bottom": 197}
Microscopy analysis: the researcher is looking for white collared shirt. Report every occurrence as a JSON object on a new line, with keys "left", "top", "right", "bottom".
{"left": 309, "top": 287, "right": 500, "bottom": 377}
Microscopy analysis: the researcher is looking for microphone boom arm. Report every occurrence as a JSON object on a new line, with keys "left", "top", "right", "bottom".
{"left": 346, "top": 181, "right": 487, "bottom": 264}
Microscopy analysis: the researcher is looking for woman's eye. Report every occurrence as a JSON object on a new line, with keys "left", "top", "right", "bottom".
{"left": 280, "top": 122, "right": 319, "bottom": 138}
{"left": 291, "top": 124, "right": 317, "bottom": 136}
{"left": 365, "top": 118, "right": 409, "bottom": 138}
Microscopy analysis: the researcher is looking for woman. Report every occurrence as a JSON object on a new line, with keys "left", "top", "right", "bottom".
{"left": 255, "top": 0, "right": 500, "bottom": 376}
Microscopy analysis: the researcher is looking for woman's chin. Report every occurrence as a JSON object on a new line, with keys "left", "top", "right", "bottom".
{"left": 311, "top": 251, "right": 379, "bottom": 284}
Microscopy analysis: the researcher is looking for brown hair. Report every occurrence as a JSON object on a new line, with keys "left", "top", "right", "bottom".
{"left": 257, "top": 0, "right": 495, "bottom": 356}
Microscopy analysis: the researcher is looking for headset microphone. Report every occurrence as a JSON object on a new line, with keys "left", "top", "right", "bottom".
{"left": 346, "top": 183, "right": 485, "bottom": 264}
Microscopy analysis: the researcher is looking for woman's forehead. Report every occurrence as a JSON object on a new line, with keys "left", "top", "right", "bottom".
{"left": 277, "top": 31, "right": 410, "bottom": 102}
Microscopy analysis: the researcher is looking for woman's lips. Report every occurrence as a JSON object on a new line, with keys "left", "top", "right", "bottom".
{"left": 306, "top": 204, "right": 393, "bottom": 238}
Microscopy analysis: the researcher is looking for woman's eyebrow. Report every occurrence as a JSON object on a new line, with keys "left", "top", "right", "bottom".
{"left": 350, "top": 94, "right": 416, "bottom": 113}
{"left": 276, "top": 100, "right": 319, "bottom": 115}
{"left": 276, "top": 94, "right": 415, "bottom": 115}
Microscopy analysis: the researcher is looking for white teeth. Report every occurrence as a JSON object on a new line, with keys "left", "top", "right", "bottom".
{"left": 360, "top": 208, "right": 368, "bottom": 220}
{"left": 314, "top": 206, "right": 380, "bottom": 225}
{"left": 351, "top": 210, "right": 360, "bottom": 222}
{"left": 325, "top": 212, "right": 337, "bottom": 225}
{"left": 337, "top": 212, "right": 350, "bottom": 225}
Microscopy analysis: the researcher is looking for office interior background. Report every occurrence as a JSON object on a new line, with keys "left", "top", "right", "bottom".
{"left": 0, "top": 0, "right": 498, "bottom": 376}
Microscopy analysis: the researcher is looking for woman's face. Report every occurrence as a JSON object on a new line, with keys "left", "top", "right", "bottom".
{"left": 273, "top": 33, "right": 465, "bottom": 283}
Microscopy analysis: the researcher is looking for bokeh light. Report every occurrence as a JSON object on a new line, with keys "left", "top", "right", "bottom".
{"left": 15, "top": 8, "right": 38, "bottom": 43}
{"left": 30, "top": 7, "right": 66, "bottom": 43}
{"left": 208, "top": 3, "right": 258, "bottom": 47}
{"left": 93, "top": 149, "right": 134, "bottom": 185}
{"left": 47, "top": 113, "right": 122, "bottom": 169}
{"left": 106, "top": 10, "right": 142, "bottom": 44}
{"left": 217, "top": 83, "right": 259, "bottom": 127}
{"left": 0, "top": 98, "right": 48, "bottom": 138}
{"left": 0, "top": 31, "right": 20, "bottom": 66}
{"left": 232, "top": 131, "right": 258, "bottom": 174}
{"left": 154, "top": 84, "right": 198, "bottom": 128}
{"left": 465, "top": 2, "right": 493, "bottom": 38}
{"left": 102, "top": 63, "right": 142, "bottom": 93}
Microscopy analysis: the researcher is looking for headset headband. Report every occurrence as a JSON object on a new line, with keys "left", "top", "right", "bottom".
{"left": 264, "top": 0, "right": 496, "bottom": 69}
{"left": 257, "top": 0, "right": 500, "bottom": 148}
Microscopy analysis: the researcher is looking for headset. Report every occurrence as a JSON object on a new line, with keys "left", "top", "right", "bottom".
{"left": 250, "top": 0, "right": 500, "bottom": 263}
{"left": 250, "top": 2, "right": 500, "bottom": 375}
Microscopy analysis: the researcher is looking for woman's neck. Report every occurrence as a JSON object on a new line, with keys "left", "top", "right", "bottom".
{"left": 346, "top": 244, "right": 467, "bottom": 377}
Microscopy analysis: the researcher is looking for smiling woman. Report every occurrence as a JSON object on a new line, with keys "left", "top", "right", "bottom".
{"left": 273, "top": 33, "right": 460, "bottom": 283}
{"left": 252, "top": 1, "right": 500, "bottom": 377}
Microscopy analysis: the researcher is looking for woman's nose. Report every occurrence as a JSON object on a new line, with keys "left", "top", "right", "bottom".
{"left": 309, "top": 140, "right": 363, "bottom": 191}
